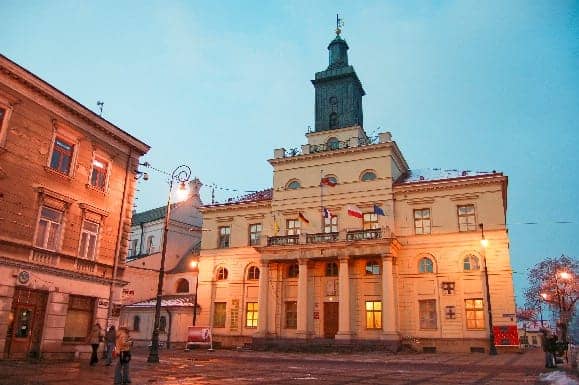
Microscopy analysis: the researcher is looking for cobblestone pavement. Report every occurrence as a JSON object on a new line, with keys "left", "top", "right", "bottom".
{"left": 0, "top": 347, "right": 577, "bottom": 385}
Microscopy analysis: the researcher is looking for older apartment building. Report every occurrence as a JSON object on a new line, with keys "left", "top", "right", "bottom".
{"left": 0, "top": 55, "right": 149, "bottom": 359}
{"left": 194, "top": 30, "right": 517, "bottom": 353}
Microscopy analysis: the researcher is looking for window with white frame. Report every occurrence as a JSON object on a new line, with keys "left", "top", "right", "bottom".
{"left": 245, "top": 302, "right": 258, "bottom": 328}
{"left": 35, "top": 206, "right": 63, "bottom": 251}
{"left": 129, "top": 239, "right": 138, "bottom": 256}
{"left": 146, "top": 235, "right": 155, "bottom": 254}
{"left": 79, "top": 219, "right": 99, "bottom": 260}
{"left": 50, "top": 136, "right": 75, "bottom": 175}
{"left": 419, "top": 299, "right": 437, "bottom": 329}
{"left": 418, "top": 257, "right": 434, "bottom": 273}
{"left": 365, "top": 260, "right": 380, "bottom": 275}
{"left": 247, "top": 266, "right": 260, "bottom": 280}
{"left": 249, "top": 223, "right": 262, "bottom": 246}
{"left": 365, "top": 301, "right": 382, "bottom": 329}
{"left": 414, "top": 208, "right": 431, "bottom": 234}
{"left": 465, "top": 298, "right": 485, "bottom": 329}
{"left": 90, "top": 157, "right": 109, "bottom": 190}
{"left": 218, "top": 226, "right": 230, "bottom": 248}
{"left": 363, "top": 213, "right": 379, "bottom": 230}
{"left": 457, "top": 204, "right": 476, "bottom": 232}
{"left": 285, "top": 301, "right": 297, "bottom": 329}
{"left": 324, "top": 216, "right": 338, "bottom": 233}
{"left": 463, "top": 255, "right": 480, "bottom": 271}
{"left": 286, "top": 219, "right": 300, "bottom": 235}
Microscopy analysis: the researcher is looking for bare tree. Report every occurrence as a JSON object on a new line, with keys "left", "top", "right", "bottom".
{"left": 524, "top": 255, "right": 578, "bottom": 342}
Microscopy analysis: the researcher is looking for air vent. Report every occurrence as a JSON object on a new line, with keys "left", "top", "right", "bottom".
{"left": 470, "top": 347, "right": 485, "bottom": 353}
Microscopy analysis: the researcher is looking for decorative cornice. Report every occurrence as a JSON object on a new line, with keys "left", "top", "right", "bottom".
{"left": 201, "top": 200, "right": 271, "bottom": 213}
{"left": 79, "top": 202, "right": 110, "bottom": 217}
{"left": 394, "top": 175, "right": 506, "bottom": 194}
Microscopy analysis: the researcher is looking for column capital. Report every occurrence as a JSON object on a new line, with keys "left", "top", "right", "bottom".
{"left": 298, "top": 257, "right": 309, "bottom": 265}
{"left": 259, "top": 260, "right": 270, "bottom": 268}
{"left": 382, "top": 254, "right": 394, "bottom": 262}
{"left": 338, "top": 256, "right": 350, "bottom": 263}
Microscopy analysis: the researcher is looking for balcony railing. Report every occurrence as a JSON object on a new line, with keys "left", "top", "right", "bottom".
{"left": 267, "top": 235, "right": 299, "bottom": 246}
{"left": 346, "top": 228, "right": 382, "bottom": 241}
{"left": 306, "top": 232, "right": 339, "bottom": 244}
{"left": 31, "top": 249, "right": 60, "bottom": 266}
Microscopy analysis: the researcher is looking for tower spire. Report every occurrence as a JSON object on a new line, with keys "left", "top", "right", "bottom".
{"left": 335, "top": 14, "right": 344, "bottom": 36}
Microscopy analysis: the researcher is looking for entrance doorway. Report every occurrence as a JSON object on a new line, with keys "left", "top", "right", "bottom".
{"left": 5, "top": 287, "right": 48, "bottom": 359}
{"left": 323, "top": 302, "right": 339, "bottom": 339}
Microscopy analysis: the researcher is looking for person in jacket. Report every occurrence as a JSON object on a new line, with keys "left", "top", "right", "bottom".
{"left": 114, "top": 327, "right": 132, "bottom": 384}
{"left": 88, "top": 323, "right": 102, "bottom": 366}
{"left": 104, "top": 325, "right": 116, "bottom": 366}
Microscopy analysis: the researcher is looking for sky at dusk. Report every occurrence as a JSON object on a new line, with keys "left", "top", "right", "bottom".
{"left": 2, "top": 1, "right": 578, "bottom": 305}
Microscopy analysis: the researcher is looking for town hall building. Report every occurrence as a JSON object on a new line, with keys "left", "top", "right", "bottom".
{"left": 194, "top": 28, "right": 517, "bottom": 353}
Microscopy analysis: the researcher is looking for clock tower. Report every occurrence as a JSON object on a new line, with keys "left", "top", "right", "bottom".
{"left": 311, "top": 25, "right": 365, "bottom": 132}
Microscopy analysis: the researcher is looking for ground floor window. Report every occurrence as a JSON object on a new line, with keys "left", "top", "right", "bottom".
{"left": 419, "top": 299, "right": 437, "bottom": 329}
{"left": 63, "top": 295, "right": 95, "bottom": 342}
{"left": 213, "top": 302, "right": 226, "bottom": 328}
{"left": 285, "top": 301, "right": 297, "bottom": 329}
{"left": 365, "top": 301, "right": 382, "bottom": 329}
{"left": 465, "top": 298, "right": 485, "bottom": 329}
{"left": 245, "top": 302, "right": 258, "bottom": 328}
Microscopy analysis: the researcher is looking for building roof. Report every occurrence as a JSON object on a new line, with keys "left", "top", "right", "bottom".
{"left": 131, "top": 206, "right": 166, "bottom": 225}
{"left": 124, "top": 294, "right": 196, "bottom": 308}
{"left": 394, "top": 168, "right": 502, "bottom": 185}
{"left": 203, "top": 188, "right": 273, "bottom": 208}
{"left": 166, "top": 245, "right": 201, "bottom": 274}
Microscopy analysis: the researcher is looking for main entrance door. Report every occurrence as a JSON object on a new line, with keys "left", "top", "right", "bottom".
{"left": 5, "top": 287, "right": 48, "bottom": 359}
{"left": 323, "top": 302, "right": 339, "bottom": 339}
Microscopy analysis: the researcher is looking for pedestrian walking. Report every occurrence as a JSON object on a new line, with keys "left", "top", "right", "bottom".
{"left": 104, "top": 325, "right": 116, "bottom": 366}
{"left": 114, "top": 327, "right": 132, "bottom": 384}
{"left": 88, "top": 323, "right": 102, "bottom": 366}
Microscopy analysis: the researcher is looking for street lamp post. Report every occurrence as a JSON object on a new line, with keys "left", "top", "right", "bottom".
{"left": 147, "top": 165, "right": 191, "bottom": 364}
{"left": 190, "top": 260, "right": 199, "bottom": 326}
{"left": 480, "top": 223, "right": 497, "bottom": 355}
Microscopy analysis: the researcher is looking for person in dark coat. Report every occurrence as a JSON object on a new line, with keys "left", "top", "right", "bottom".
{"left": 104, "top": 325, "right": 116, "bottom": 366}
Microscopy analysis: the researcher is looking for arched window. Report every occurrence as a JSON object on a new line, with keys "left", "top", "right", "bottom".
{"left": 463, "top": 255, "right": 480, "bottom": 271}
{"left": 419, "top": 257, "right": 434, "bottom": 273}
{"left": 326, "top": 262, "right": 338, "bottom": 276}
{"left": 329, "top": 112, "right": 338, "bottom": 128}
{"left": 176, "top": 278, "right": 189, "bottom": 293}
{"left": 286, "top": 180, "right": 301, "bottom": 190}
{"left": 287, "top": 263, "right": 299, "bottom": 278}
{"left": 327, "top": 137, "right": 340, "bottom": 150}
{"left": 365, "top": 260, "right": 380, "bottom": 275}
{"left": 159, "top": 315, "right": 167, "bottom": 332}
{"left": 361, "top": 170, "right": 377, "bottom": 182}
{"left": 133, "top": 315, "right": 140, "bottom": 331}
{"left": 247, "top": 266, "right": 260, "bottom": 280}
{"left": 216, "top": 267, "right": 228, "bottom": 281}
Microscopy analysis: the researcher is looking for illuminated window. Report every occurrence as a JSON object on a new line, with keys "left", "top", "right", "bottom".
{"left": 287, "top": 263, "right": 299, "bottom": 278}
{"left": 50, "top": 137, "right": 74, "bottom": 174}
{"left": 35, "top": 206, "right": 63, "bottom": 251}
{"left": 90, "top": 157, "right": 108, "bottom": 190}
{"left": 365, "top": 260, "right": 380, "bottom": 275}
{"left": 249, "top": 223, "right": 262, "bottom": 246}
{"left": 326, "top": 262, "right": 338, "bottom": 277}
{"left": 361, "top": 171, "right": 377, "bottom": 181}
{"left": 176, "top": 278, "right": 189, "bottom": 293}
{"left": 365, "top": 301, "right": 382, "bottom": 329}
{"left": 79, "top": 219, "right": 99, "bottom": 260}
{"left": 414, "top": 208, "right": 431, "bottom": 235}
{"left": 463, "top": 255, "right": 480, "bottom": 271}
{"left": 457, "top": 204, "right": 476, "bottom": 232}
{"left": 218, "top": 226, "right": 230, "bottom": 248}
{"left": 285, "top": 301, "right": 297, "bottom": 329}
{"left": 286, "top": 219, "right": 300, "bottom": 236}
{"left": 247, "top": 266, "right": 260, "bottom": 280}
{"left": 419, "top": 299, "right": 437, "bottom": 329}
{"left": 63, "top": 295, "right": 95, "bottom": 342}
{"left": 245, "top": 302, "right": 258, "bottom": 328}
{"left": 465, "top": 298, "right": 485, "bottom": 329}
{"left": 363, "top": 213, "right": 379, "bottom": 230}
{"left": 419, "top": 257, "right": 434, "bottom": 273}
{"left": 213, "top": 302, "right": 226, "bottom": 328}
{"left": 286, "top": 180, "right": 301, "bottom": 190}
{"left": 216, "top": 267, "right": 228, "bottom": 281}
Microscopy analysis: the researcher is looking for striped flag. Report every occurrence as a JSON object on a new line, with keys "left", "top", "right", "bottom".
{"left": 347, "top": 205, "right": 363, "bottom": 218}
{"left": 323, "top": 207, "right": 334, "bottom": 218}
{"left": 320, "top": 177, "right": 337, "bottom": 187}
{"left": 298, "top": 212, "right": 310, "bottom": 224}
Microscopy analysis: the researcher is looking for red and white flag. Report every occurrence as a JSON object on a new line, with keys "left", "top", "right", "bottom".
{"left": 347, "top": 205, "right": 363, "bottom": 218}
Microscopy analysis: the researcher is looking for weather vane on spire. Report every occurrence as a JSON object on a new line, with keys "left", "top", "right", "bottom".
{"left": 335, "top": 14, "right": 344, "bottom": 35}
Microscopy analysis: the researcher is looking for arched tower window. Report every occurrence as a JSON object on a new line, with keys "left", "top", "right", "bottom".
{"left": 176, "top": 278, "right": 189, "bottom": 293}
{"left": 329, "top": 112, "right": 338, "bottom": 129}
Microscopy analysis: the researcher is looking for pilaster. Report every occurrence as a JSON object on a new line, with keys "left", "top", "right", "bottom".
{"left": 296, "top": 258, "right": 310, "bottom": 338}
{"left": 256, "top": 261, "right": 269, "bottom": 336}
{"left": 335, "top": 256, "right": 353, "bottom": 340}
{"left": 381, "top": 254, "right": 398, "bottom": 340}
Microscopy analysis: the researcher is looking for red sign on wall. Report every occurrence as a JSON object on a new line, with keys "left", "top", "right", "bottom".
{"left": 493, "top": 325, "right": 519, "bottom": 346}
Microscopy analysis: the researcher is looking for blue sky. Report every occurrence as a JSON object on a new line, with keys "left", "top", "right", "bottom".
{"left": 2, "top": 1, "right": 578, "bottom": 304}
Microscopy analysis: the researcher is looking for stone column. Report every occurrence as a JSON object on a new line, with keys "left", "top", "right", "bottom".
{"left": 336, "top": 256, "right": 353, "bottom": 340}
{"left": 296, "top": 258, "right": 309, "bottom": 338}
{"left": 256, "top": 261, "right": 269, "bottom": 336}
{"left": 381, "top": 254, "right": 398, "bottom": 340}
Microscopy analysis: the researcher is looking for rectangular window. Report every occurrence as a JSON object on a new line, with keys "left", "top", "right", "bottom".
{"left": 457, "top": 204, "right": 476, "bottom": 232}
{"left": 35, "top": 206, "right": 63, "bottom": 251}
{"left": 50, "top": 137, "right": 74, "bottom": 174}
{"left": 324, "top": 216, "right": 338, "bottom": 233}
{"left": 90, "top": 157, "right": 108, "bottom": 190}
{"left": 79, "top": 220, "right": 99, "bottom": 260}
{"left": 285, "top": 301, "right": 297, "bottom": 329}
{"left": 63, "top": 295, "right": 95, "bottom": 342}
{"left": 365, "top": 301, "right": 382, "bottom": 329}
{"left": 419, "top": 299, "right": 437, "bottom": 329}
{"left": 445, "top": 305, "right": 457, "bottom": 320}
{"left": 213, "top": 302, "right": 226, "bottom": 328}
{"left": 286, "top": 219, "right": 300, "bottom": 236}
{"left": 363, "top": 213, "right": 379, "bottom": 230}
{"left": 414, "top": 208, "right": 431, "bottom": 235}
{"left": 129, "top": 239, "right": 138, "bottom": 257}
{"left": 441, "top": 281, "right": 455, "bottom": 295}
{"left": 465, "top": 298, "right": 485, "bottom": 329}
{"left": 245, "top": 302, "right": 258, "bottom": 328}
{"left": 249, "top": 223, "right": 262, "bottom": 246}
{"left": 218, "top": 226, "right": 231, "bottom": 248}
{"left": 146, "top": 235, "right": 155, "bottom": 254}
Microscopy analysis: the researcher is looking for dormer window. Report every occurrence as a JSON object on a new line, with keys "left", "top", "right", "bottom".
{"left": 286, "top": 180, "right": 301, "bottom": 190}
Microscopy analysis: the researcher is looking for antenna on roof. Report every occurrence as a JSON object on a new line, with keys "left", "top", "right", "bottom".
{"left": 96, "top": 101, "right": 104, "bottom": 116}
